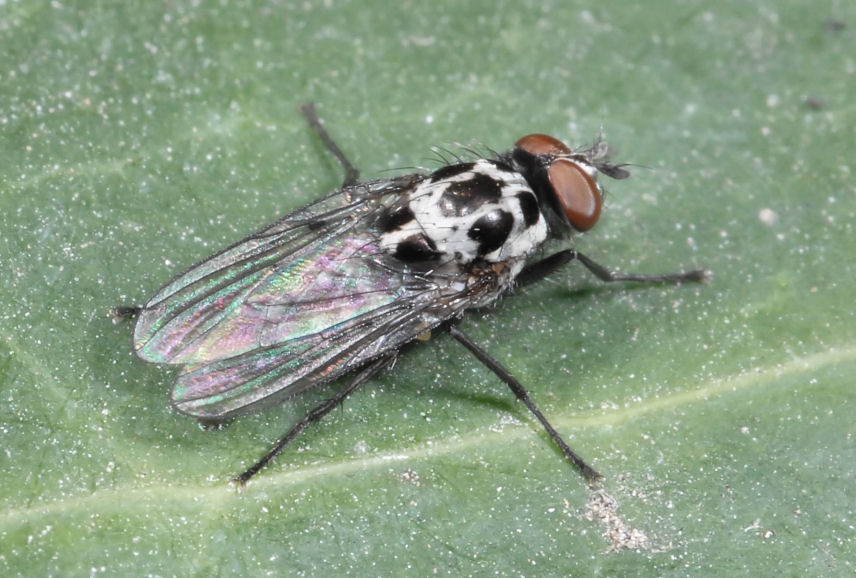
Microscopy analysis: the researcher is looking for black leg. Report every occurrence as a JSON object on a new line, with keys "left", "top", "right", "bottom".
{"left": 109, "top": 306, "right": 141, "bottom": 324}
{"left": 516, "top": 249, "right": 709, "bottom": 287}
{"left": 234, "top": 353, "right": 396, "bottom": 485}
{"left": 300, "top": 103, "right": 360, "bottom": 188}
{"left": 447, "top": 324, "right": 602, "bottom": 484}
{"left": 515, "top": 251, "right": 576, "bottom": 288}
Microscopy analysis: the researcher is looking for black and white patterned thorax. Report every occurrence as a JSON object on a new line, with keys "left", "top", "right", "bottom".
{"left": 377, "top": 159, "right": 548, "bottom": 271}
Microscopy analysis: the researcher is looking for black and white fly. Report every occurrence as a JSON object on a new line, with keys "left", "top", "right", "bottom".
{"left": 116, "top": 104, "right": 707, "bottom": 485}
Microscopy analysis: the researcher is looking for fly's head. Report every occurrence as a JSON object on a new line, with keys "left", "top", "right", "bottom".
{"left": 510, "top": 134, "right": 630, "bottom": 238}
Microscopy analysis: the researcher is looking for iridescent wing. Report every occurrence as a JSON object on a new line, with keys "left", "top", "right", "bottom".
{"left": 134, "top": 177, "right": 414, "bottom": 365}
{"left": 132, "top": 176, "right": 475, "bottom": 419}
{"left": 171, "top": 279, "right": 471, "bottom": 418}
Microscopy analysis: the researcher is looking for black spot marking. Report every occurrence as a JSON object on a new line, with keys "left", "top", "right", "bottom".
{"left": 394, "top": 233, "right": 442, "bottom": 262}
{"left": 468, "top": 209, "right": 514, "bottom": 255}
{"left": 439, "top": 173, "right": 505, "bottom": 218}
{"left": 377, "top": 204, "right": 415, "bottom": 232}
{"left": 429, "top": 163, "right": 475, "bottom": 182}
{"left": 516, "top": 192, "right": 541, "bottom": 227}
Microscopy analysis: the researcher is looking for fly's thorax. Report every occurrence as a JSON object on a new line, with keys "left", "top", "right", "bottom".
{"left": 376, "top": 159, "right": 549, "bottom": 267}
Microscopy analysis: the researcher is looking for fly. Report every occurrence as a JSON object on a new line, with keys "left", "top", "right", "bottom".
{"left": 114, "top": 103, "right": 708, "bottom": 486}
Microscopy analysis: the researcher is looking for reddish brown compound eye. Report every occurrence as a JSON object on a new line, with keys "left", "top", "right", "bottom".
{"left": 548, "top": 158, "right": 602, "bottom": 231}
{"left": 515, "top": 133, "right": 571, "bottom": 156}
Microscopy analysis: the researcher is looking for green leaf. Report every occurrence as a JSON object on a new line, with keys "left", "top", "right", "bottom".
{"left": 2, "top": 0, "right": 853, "bottom": 575}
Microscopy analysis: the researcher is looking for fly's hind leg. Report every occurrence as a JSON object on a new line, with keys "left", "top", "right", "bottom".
{"left": 234, "top": 352, "right": 396, "bottom": 486}
{"left": 300, "top": 103, "right": 360, "bottom": 188}
{"left": 109, "top": 306, "right": 141, "bottom": 324}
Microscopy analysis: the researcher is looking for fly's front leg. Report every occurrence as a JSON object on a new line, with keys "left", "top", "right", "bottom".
{"left": 300, "top": 103, "right": 360, "bottom": 188}
{"left": 573, "top": 250, "right": 709, "bottom": 284}
{"left": 516, "top": 249, "right": 709, "bottom": 287}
